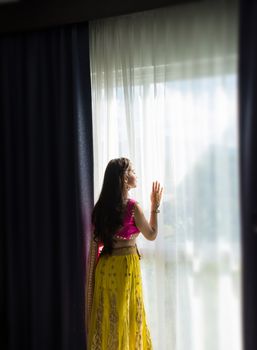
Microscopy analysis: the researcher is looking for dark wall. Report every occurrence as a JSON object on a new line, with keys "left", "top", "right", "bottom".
{"left": 0, "top": 0, "right": 197, "bottom": 33}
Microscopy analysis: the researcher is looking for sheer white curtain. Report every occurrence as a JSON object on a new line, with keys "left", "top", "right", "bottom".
{"left": 89, "top": 0, "right": 241, "bottom": 349}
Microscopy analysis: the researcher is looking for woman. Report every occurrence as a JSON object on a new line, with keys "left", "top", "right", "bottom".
{"left": 86, "top": 157, "right": 163, "bottom": 350}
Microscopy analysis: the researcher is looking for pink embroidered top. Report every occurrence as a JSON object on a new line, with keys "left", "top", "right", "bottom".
{"left": 114, "top": 198, "right": 140, "bottom": 240}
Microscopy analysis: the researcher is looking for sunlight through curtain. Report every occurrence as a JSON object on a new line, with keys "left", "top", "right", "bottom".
{"left": 89, "top": 0, "right": 241, "bottom": 349}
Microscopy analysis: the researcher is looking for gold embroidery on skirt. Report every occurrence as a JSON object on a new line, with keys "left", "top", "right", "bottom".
{"left": 89, "top": 252, "right": 153, "bottom": 349}
{"left": 146, "top": 326, "right": 153, "bottom": 350}
{"left": 107, "top": 292, "right": 119, "bottom": 349}
{"left": 91, "top": 289, "right": 104, "bottom": 350}
{"left": 122, "top": 288, "right": 130, "bottom": 350}
{"left": 86, "top": 238, "right": 98, "bottom": 330}
{"left": 135, "top": 295, "right": 143, "bottom": 349}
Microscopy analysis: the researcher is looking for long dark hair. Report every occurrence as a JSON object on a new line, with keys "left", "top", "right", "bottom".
{"left": 92, "top": 157, "right": 131, "bottom": 254}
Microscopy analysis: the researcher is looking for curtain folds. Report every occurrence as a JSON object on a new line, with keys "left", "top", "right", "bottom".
{"left": 89, "top": 1, "right": 241, "bottom": 349}
{"left": 0, "top": 23, "right": 93, "bottom": 350}
{"left": 239, "top": 1, "right": 257, "bottom": 350}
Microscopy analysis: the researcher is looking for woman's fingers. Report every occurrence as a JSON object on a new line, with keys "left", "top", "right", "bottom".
{"left": 153, "top": 181, "right": 160, "bottom": 191}
{"left": 152, "top": 182, "right": 163, "bottom": 198}
{"left": 152, "top": 182, "right": 160, "bottom": 191}
{"left": 160, "top": 187, "right": 163, "bottom": 201}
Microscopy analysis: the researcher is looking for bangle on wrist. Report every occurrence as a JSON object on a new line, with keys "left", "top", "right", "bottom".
{"left": 151, "top": 208, "right": 160, "bottom": 214}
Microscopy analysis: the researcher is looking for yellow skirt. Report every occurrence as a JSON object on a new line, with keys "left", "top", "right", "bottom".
{"left": 87, "top": 246, "right": 153, "bottom": 350}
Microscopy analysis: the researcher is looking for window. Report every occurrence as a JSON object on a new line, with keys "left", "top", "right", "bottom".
{"left": 90, "top": 2, "right": 241, "bottom": 348}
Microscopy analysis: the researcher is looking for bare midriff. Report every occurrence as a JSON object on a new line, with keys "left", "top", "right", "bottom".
{"left": 112, "top": 237, "right": 137, "bottom": 249}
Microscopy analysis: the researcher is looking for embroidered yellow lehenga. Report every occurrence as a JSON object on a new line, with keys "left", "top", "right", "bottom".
{"left": 86, "top": 199, "right": 153, "bottom": 350}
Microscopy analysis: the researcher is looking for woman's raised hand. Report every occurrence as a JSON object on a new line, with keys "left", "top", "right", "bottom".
{"left": 150, "top": 181, "right": 163, "bottom": 209}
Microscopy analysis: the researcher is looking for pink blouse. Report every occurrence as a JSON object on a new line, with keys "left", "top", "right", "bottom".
{"left": 114, "top": 198, "right": 140, "bottom": 240}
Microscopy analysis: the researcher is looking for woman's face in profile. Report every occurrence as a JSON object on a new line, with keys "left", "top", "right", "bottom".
{"left": 126, "top": 163, "right": 137, "bottom": 189}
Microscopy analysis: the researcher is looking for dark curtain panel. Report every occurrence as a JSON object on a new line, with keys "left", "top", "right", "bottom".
{"left": 239, "top": 1, "right": 257, "bottom": 349}
{"left": 0, "top": 23, "right": 93, "bottom": 350}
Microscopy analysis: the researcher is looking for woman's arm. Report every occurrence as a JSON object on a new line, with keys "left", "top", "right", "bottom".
{"left": 134, "top": 181, "right": 163, "bottom": 241}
